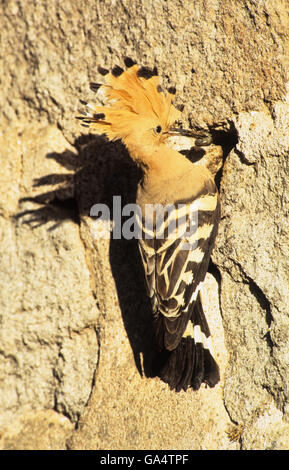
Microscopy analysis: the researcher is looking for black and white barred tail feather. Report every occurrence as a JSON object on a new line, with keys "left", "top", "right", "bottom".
{"left": 157, "top": 293, "right": 219, "bottom": 391}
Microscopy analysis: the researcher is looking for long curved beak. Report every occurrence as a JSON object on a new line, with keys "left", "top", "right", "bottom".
{"left": 168, "top": 127, "right": 205, "bottom": 137}
{"left": 166, "top": 127, "right": 212, "bottom": 146}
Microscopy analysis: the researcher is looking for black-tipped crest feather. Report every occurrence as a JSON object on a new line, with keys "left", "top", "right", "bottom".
{"left": 124, "top": 57, "right": 137, "bottom": 68}
{"left": 89, "top": 82, "right": 102, "bottom": 92}
{"left": 98, "top": 66, "right": 109, "bottom": 76}
{"left": 112, "top": 65, "right": 124, "bottom": 77}
{"left": 168, "top": 86, "right": 176, "bottom": 95}
{"left": 137, "top": 66, "right": 158, "bottom": 79}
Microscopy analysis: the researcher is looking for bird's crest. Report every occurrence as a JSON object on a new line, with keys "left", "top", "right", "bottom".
{"left": 76, "top": 58, "right": 182, "bottom": 143}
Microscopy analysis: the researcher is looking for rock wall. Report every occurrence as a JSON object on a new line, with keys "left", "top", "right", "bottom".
{"left": 0, "top": 0, "right": 288, "bottom": 450}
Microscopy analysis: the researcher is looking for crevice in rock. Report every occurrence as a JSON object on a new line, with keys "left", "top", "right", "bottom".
{"left": 93, "top": 325, "right": 101, "bottom": 371}
{"left": 52, "top": 342, "right": 81, "bottom": 428}
{"left": 225, "top": 119, "right": 258, "bottom": 167}
{"left": 210, "top": 122, "right": 239, "bottom": 153}
{"left": 208, "top": 258, "right": 221, "bottom": 282}
{"left": 248, "top": 280, "right": 274, "bottom": 350}
{"left": 210, "top": 122, "right": 239, "bottom": 190}
{"left": 234, "top": 147, "right": 256, "bottom": 166}
{"left": 73, "top": 326, "right": 101, "bottom": 432}
{"left": 208, "top": 259, "right": 222, "bottom": 315}
{"left": 227, "top": 256, "right": 274, "bottom": 352}
{"left": 52, "top": 344, "right": 65, "bottom": 418}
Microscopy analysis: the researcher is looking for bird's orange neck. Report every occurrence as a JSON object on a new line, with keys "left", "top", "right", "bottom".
{"left": 123, "top": 136, "right": 192, "bottom": 180}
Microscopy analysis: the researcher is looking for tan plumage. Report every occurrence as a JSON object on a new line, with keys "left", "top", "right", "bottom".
{"left": 77, "top": 58, "right": 220, "bottom": 391}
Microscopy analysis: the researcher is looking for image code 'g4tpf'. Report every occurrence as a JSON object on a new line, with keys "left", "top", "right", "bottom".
{"left": 76, "top": 58, "right": 220, "bottom": 391}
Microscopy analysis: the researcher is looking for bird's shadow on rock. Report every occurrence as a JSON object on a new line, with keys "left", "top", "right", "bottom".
{"left": 16, "top": 134, "right": 159, "bottom": 379}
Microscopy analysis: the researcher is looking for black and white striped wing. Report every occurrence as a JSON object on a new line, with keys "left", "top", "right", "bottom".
{"left": 137, "top": 190, "right": 220, "bottom": 390}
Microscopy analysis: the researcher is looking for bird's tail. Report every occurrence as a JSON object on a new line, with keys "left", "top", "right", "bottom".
{"left": 155, "top": 293, "right": 220, "bottom": 392}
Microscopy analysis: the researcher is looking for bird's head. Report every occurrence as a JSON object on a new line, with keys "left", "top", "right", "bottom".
{"left": 76, "top": 59, "right": 213, "bottom": 172}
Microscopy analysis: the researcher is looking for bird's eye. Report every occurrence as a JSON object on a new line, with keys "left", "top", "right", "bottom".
{"left": 155, "top": 125, "right": 162, "bottom": 134}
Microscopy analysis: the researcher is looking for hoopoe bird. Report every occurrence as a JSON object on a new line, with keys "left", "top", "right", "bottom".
{"left": 76, "top": 58, "right": 220, "bottom": 392}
